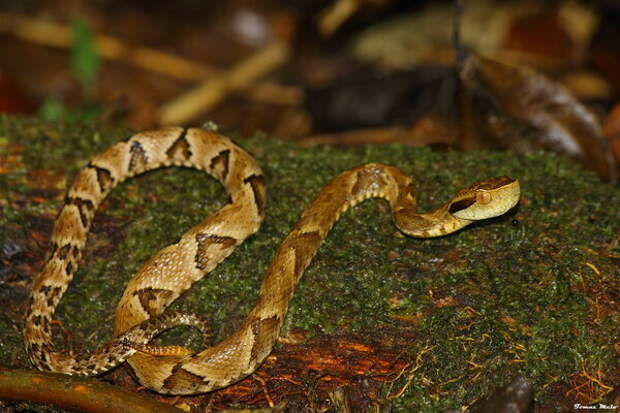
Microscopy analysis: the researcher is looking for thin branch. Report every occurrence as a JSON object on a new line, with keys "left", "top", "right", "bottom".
{"left": 0, "top": 13, "right": 215, "bottom": 81}
{"left": 317, "top": 0, "right": 361, "bottom": 37}
{"left": 0, "top": 368, "right": 183, "bottom": 413}
{"left": 158, "top": 41, "right": 290, "bottom": 125}
{"left": 0, "top": 14, "right": 300, "bottom": 107}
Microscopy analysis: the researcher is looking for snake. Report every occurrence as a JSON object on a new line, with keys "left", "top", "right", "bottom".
{"left": 24, "top": 126, "right": 520, "bottom": 395}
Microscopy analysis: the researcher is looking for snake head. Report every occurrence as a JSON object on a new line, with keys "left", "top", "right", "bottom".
{"left": 449, "top": 176, "right": 520, "bottom": 220}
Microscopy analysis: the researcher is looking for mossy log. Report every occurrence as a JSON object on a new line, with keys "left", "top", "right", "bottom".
{"left": 0, "top": 116, "right": 618, "bottom": 412}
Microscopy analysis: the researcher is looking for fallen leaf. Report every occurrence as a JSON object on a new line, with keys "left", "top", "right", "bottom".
{"left": 460, "top": 52, "right": 617, "bottom": 183}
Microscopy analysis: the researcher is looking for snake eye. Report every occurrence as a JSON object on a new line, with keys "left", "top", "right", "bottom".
{"left": 476, "top": 190, "right": 492, "bottom": 204}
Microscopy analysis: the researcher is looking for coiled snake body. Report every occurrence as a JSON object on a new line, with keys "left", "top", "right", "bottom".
{"left": 24, "top": 127, "right": 520, "bottom": 394}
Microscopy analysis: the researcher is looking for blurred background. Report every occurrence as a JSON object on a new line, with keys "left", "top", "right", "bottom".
{"left": 1, "top": 0, "right": 619, "bottom": 183}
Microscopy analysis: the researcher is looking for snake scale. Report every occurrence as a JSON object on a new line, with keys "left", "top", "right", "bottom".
{"left": 24, "top": 126, "right": 520, "bottom": 395}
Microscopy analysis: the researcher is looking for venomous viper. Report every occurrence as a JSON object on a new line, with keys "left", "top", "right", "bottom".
{"left": 24, "top": 126, "right": 520, "bottom": 395}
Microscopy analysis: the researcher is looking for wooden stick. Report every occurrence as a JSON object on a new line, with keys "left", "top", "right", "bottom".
{"left": 317, "top": 0, "right": 361, "bottom": 36}
{"left": 0, "top": 13, "right": 216, "bottom": 81}
{"left": 0, "top": 368, "right": 183, "bottom": 413}
{"left": 0, "top": 14, "right": 301, "bottom": 106}
{"left": 158, "top": 41, "right": 290, "bottom": 125}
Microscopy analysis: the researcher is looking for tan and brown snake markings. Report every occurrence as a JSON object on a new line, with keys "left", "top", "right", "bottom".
{"left": 24, "top": 126, "right": 520, "bottom": 395}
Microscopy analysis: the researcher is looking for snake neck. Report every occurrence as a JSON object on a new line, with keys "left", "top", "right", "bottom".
{"left": 393, "top": 205, "right": 472, "bottom": 238}
{"left": 311, "top": 162, "right": 473, "bottom": 239}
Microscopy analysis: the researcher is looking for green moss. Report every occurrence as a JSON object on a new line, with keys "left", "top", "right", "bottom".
{"left": 0, "top": 115, "right": 618, "bottom": 411}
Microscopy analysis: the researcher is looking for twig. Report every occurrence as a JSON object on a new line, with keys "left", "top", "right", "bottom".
{"left": 386, "top": 345, "right": 434, "bottom": 400}
{"left": 317, "top": 0, "right": 361, "bottom": 36}
{"left": 0, "top": 14, "right": 300, "bottom": 106}
{"left": 0, "top": 13, "right": 215, "bottom": 81}
{"left": 158, "top": 41, "right": 290, "bottom": 125}
{"left": 0, "top": 368, "right": 183, "bottom": 413}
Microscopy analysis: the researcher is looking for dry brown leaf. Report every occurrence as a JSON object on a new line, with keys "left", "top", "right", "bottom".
{"left": 459, "top": 53, "right": 617, "bottom": 183}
